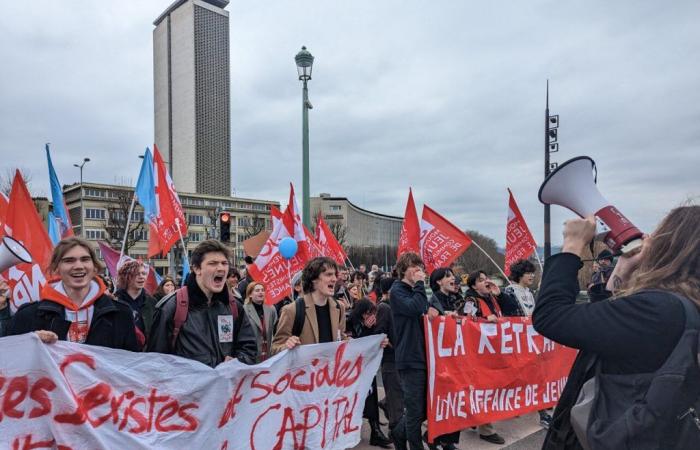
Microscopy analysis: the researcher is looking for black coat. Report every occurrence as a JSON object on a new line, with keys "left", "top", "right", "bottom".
{"left": 147, "top": 275, "right": 257, "bottom": 367}
{"left": 533, "top": 253, "right": 686, "bottom": 450}
{"left": 458, "top": 287, "right": 522, "bottom": 317}
{"left": 8, "top": 295, "right": 139, "bottom": 351}
{"left": 390, "top": 279, "right": 429, "bottom": 371}
{"left": 375, "top": 298, "right": 396, "bottom": 366}
{"left": 114, "top": 288, "right": 157, "bottom": 337}
{"left": 428, "top": 290, "right": 458, "bottom": 315}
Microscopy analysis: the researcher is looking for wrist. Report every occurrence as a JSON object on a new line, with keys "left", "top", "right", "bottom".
{"left": 562, "top": 241, "right": 587, "bottom": 257}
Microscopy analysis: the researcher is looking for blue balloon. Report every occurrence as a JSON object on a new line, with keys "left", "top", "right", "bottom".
{"left": 278, "top": 237, "right": 298, "bottom": 260}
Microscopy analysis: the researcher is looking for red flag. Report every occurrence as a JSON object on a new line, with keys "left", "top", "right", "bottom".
{"left": 0, "top": 192, "right": 9, "bottom": 237}
{"left": 504, "top": 188, "right": 537, "bottom": 276}
{"left": 316, "top": 215, "right": 348, "bottom": 265}
{"left": 420, "top": 205, "right": 472, "bottom": 274}
{"left": 148, "top": 146, "right": 187, "bottom": 256}
{"left": 397, "top": 188, "right": 420, "bottom": 257}
{"left": 97, "top": 241, "right": 159, "bottom": 295}
{"left": 3, "top": 171, "right": 53, "bottom": 311}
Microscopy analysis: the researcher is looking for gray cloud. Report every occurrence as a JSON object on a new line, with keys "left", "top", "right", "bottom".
{"left": 1, "top": 0, "right": 698, "bottom": 246}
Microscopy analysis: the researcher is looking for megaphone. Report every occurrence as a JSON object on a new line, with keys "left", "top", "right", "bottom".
{"left": 0, "top": 236, "right": 33, "bottom": 273}
{"left": 538, "top": 156, "right": 643, "bottom": 254}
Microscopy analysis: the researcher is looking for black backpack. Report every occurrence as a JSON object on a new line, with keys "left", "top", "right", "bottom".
{"left": 575, "top": 292, "right": 700, "bottom": 449}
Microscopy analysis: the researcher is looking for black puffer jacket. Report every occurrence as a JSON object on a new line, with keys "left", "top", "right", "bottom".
{"left": 147, "top": 275, "right": 257, "bottom": 367}
{"left": 8, "top": 295, "right": 139, "bottom": 351}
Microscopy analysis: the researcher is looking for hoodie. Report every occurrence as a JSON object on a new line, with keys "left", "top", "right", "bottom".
{"left": 40, "top": 277, "right": 105, "bottom": 343}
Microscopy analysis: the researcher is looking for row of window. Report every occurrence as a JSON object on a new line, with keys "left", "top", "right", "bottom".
{"left": 84, "top": 229, "right": 149, "bottom": 241}
{"left": 180, "top": 196, "right": 272, "bottom": 212}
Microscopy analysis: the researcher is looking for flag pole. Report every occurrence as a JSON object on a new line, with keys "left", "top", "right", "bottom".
{"left": 470, "top": 240, "right": 512, "bottom": 285}
{"left": 533, "top": 247, "right": 545, "bottom": 274}
{"left": 287, "top": 259, "right": 294, "bottom": 299}
{"left": 175, "top": 221, "right": 189, "bottom": 270}
{"left": 119, "top": 194, "right": 137, "bottom": 263}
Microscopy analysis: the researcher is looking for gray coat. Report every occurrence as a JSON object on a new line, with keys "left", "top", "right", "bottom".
{"left": 243, "top": 301, "right": 278, "bottom": 363}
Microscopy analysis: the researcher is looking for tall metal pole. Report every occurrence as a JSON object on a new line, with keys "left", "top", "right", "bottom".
{"left": 544, "top": 81, "right": 551, "bottom": 260}
{"left": 74, "top": 158, "right": 90, "bottom": 238}
{"left": 302, "top": 79, "right": 311, "bottom": 228}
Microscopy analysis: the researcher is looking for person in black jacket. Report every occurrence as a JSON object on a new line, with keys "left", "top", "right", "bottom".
{"left": 8, "top": 237, "right": 138, "bottom": 351}
{"left": 533, "top": 207, "right": 700, "bottom": 450}
{"left": 375, "top": 277, "right": 404, "bottom": 436}
{"left": 114, "top": 259, "right": 157, "bottom": 348}
{"left": 390, "top": 252, "right": 429, "bottom": 450}
{"left": 147, "top": 240, "right": 257, "bottom": 367}
{"left": 349, "top": 299, "right": 392, "bottom": 448}
{"left": 456, "top": 270, "right": 522, "bottom": 320}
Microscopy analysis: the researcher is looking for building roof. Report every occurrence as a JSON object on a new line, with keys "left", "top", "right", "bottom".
{"left": 154, "top": 0, "right": 229, "bottom": 26}
{"left": 316, "top": 196, "right": 403, "bottom": 221}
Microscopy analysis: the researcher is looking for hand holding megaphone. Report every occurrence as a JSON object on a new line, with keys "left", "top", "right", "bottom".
{"left": 539, "top": 156, "right": 643, "bottom": 255}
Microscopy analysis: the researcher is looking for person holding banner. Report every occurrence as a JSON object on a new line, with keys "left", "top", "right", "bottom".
{"left": 533, "top": 206, "right": 700, "bottom": 450}
{"left": 457, "top": 270, "right": 522, "bottom": 320}
{"left": 147, "top": 240, "right": 257, "bottom": 367}
{"left": 8, "top": 237, "right": 139, "bottom": 351}
{"left": 271, "top": 256, "right": 348, "bottom": 353}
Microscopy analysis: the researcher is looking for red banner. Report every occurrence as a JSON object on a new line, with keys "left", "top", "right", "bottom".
{"left": 424, "top": 316, "right": 577, "bottom": 440}
{"left": 504, "top": 188, "right": 537, "bottom": 276}
{"left": 419, "top": 205, "right": 472, "bottom": 274}
{"left": 397, "top": 188, "right": 420, "bottom": 257}
{"left": 149, "top": 146, "right": 187, "bottom": 256}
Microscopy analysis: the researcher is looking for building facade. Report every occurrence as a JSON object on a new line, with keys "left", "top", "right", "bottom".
{"left": 63, "top": 182, "right": 277, "bottom": 275}
{"left": 310, "top": 194, "right": 403, "bottom": 248}
{"left": 153, "top": 0, "right": 231, "bottom": 196}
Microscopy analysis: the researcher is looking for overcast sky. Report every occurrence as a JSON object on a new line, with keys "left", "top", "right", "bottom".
{"left": 1, "top": 0, "right": 698, "bottom": 246}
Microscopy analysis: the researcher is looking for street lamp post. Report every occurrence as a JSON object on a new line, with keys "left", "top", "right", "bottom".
{"left": 73, "top": 158, "right": 90, "bottom": 237}
{"left": 543, "top": 81, "right": 559, "bottom": 260}
{"left": 295, "top": 46, "right": 314, "bottom": 228}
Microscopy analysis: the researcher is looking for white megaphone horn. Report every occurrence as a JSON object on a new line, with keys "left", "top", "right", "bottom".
{"left": 0, "top": 236, "right": 33, "bottom": 272}
{"left": 538, "top": 156, "right": 643, "bottom": 254}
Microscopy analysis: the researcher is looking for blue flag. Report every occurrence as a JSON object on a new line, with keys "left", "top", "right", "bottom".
{"left": 181, "top": 253, "right": 190, "bottom": 287}
{"left": 46, "top": 144, "right": 73, "bottom": 244}
{"left": 134, "top": 148, "right": 157, "bottom": 221}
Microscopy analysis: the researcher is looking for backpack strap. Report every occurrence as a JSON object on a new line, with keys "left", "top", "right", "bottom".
{"left": 292, "top": 297, "right": 306, "bottom": 337}
{"left": 171, "top": 288, "right": 189, "bottom": 350}
{"left": 669, "top": 292, "right": 700, "bottom": 330}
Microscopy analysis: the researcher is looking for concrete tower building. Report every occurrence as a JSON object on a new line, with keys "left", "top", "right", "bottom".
{"left": 153, "top": 0, "right": 231, "bottom": 196}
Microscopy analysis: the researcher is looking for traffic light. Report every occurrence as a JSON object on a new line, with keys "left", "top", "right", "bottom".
{"left": 219, "top": 212, "right": 231, "bottom": 242}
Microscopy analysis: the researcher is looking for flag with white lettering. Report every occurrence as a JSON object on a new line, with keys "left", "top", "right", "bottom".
{"left": 419, "top": 205, "right": 472, "bottom": 274}
{"left": 424, "top": 316, "right": 577, "bottom": 440}
{"left": 3, "top": 171, "right": 53, "bottom": 311}
{"left": 504, "top": 189, "right": 537, "bottom": 276}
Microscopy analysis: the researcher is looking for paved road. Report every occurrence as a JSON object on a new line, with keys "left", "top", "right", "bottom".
{"left": 352, "top": 412, "right": 546, "bottom": 450}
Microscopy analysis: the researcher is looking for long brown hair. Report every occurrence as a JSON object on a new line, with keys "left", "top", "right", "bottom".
{"left": 625, "top": 205, "right": 700, "bottom": 305}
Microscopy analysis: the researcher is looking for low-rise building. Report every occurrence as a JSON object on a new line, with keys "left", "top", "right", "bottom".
{"left": 63, "top": 182, "right": 278, "bottom": 275}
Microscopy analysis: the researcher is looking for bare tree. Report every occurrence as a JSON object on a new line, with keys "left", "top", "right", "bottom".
{"left": 104, "top": 190, "right": 145, "bottom": 253}
{"left": 242, "top": 213, "right": 266, "bottom": 239}
{"left": 1, "top": 168, "right": 33, "bottom": 196}
{"left": 454, "top": 230, "right": 506, "bottom": 279}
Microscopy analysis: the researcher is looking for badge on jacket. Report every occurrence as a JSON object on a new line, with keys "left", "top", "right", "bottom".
{"left": 218, "top": 315, "right": 234, "bottom": 343}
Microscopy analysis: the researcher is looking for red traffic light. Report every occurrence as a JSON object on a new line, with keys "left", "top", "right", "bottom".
{"left": 220, "top": 212, "right": 231, "bottom": 223}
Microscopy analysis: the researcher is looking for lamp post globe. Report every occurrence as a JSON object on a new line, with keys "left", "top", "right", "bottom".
{"left": 295, "top": 46, "right": 314, "bottom": 228}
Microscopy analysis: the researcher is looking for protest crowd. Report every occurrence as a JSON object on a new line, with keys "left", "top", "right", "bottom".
{"left": 0, "top": 151, "right": 698, "bottom": 450}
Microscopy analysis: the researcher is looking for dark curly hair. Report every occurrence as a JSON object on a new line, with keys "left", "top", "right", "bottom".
{"left": 302, "top": 257, "right": 338, "bottom": 294}
{"left": 395, "top": 252, "right": 424, "bottom": 280}
{"left": 509, "top": 259, "right": 536, "bottom": 283}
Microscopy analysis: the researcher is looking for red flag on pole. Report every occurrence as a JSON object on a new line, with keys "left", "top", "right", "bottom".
{"left": 397, "top": 188, "right": 420, "bottom": 258}
{"left": 147, "top": 146, "right": 188, "bottom": 256}
{"left": 248, "top": 205, "right": 307, "bottom": 305}
{"left": 282, "top": 183, "right": 312, "bottom": 263}
{"left": 504, "top": 188, "right": 537, "bottom": 276}
{"left": 316, "top": 215, "right": 348, "bottom": 265}
{"left": 419, "top": 205, "right": 472, "bottom": 274}
{"left": 3, "top": 171, "right": 53, "bottom": 311}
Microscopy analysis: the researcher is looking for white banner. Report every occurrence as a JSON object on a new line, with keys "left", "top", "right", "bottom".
{"left": 0, "top": 333, "right": 384, "bottom": 450}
